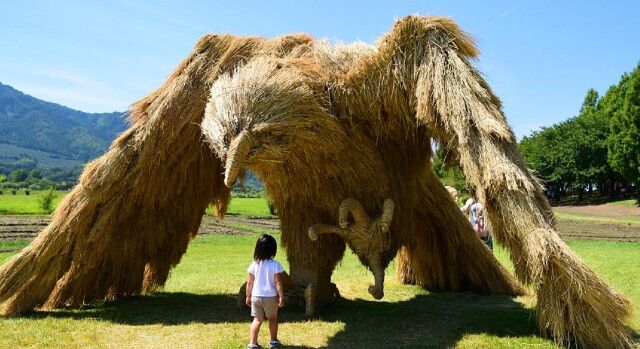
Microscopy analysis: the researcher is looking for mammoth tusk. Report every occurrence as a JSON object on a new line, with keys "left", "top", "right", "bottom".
{"left": 224, "top": 130, "right": 253, "bottom": 188}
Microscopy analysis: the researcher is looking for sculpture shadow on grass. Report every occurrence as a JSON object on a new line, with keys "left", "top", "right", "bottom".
{"left": 19, "top": 291, "right": 583, "bottom": 348}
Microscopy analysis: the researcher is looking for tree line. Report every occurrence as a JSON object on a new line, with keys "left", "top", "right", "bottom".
{"left": 0, "top": 155, "right": 81, "bottom": 194}
{"left": 519, "top": 63, "right": 640, "bottom": 202}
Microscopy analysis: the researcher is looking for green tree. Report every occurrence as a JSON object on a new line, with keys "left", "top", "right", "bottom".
{"left": 37, "top": 188, "right": 57, "bottom": 213}
{"left": 431, "top": 146, "right": 466, "bottom": 192}
{"left": 607, "top": 64, "right": 640, "bottom": 197}
{"left": 519, "top": 120, "right": 576, "bottom": 199}
{"left": 570, "top": 89, "right": 615, "bottom": 196}
{"left": 28, "top": 168, "right": 42, "bottom": 180}
{"left": 10, "top": 168, "right": 28, "bottom": 182}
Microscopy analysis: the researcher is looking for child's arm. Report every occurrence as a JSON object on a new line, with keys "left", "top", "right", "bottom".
{"left": 274, "top": 272, "right": 284, "bottom": 307}
{"left": 245, "top": 273, "right": 255, "bottom": 306}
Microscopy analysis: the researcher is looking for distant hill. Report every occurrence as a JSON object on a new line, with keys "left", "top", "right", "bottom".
{"left": 0, "top": 82, "right": 128, "bottom": 163}
{"left": 0, "top": 82, "right": 267, "bottom": 193}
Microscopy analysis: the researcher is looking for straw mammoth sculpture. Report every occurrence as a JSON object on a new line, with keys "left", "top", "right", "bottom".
{"left": 0, "top": 16, "right": 633, "bottom": 348}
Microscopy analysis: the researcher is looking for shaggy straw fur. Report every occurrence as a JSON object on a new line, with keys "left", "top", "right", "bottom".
{"left": 0, "top": 16, "right": 633, "bottom": 348}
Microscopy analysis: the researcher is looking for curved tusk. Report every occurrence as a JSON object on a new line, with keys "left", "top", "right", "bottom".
{"left": 224, "top": 130, "right": 253, "bottom": 188}
{"left": 338, "top": 198, "right": 370, "bottom": 229}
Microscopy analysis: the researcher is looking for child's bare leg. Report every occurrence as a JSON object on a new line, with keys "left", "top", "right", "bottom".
{"left": 267, "top": 315, "right": 278, "bottom": 341}
{"left": 249, "top": 316, "right": 263, "bottom": 345}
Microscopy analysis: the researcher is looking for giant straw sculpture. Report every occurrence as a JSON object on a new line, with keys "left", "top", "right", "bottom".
{"left": 0, "top": 16, "right": 633, "bottom": 348}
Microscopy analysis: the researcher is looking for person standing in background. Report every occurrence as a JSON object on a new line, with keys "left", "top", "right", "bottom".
{"left": 461, "top": 197, "right": 493, "bottom": 251}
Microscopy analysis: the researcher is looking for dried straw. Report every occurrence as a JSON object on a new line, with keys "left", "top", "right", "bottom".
{"left": 0, "top": 15, "right": 632, "bottom": 349}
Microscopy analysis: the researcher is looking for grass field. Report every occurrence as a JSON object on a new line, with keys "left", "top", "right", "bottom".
{"left": 3, "top": 194, "right": 639, "bottom": 223}
{"left": 0, "top": 191, "right": 66, "bottom": 215}
{"left": 0, "top": 235, "right": 638, "bottom": 348}
{"left": 225, "top": 198, "right": 272, "bottom": 216}
{"left": 554, "top": 211, "right": 640, "bottom": 224}
{"left": 0, "top": 192, "right": 272, "bottom": 216}
{"left": 0, "top": 195, "right": 638, "bottom": 347}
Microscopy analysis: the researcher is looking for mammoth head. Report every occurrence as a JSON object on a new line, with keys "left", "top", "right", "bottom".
{"left": 201, "top": 57, "right": 336, "bottom": 188}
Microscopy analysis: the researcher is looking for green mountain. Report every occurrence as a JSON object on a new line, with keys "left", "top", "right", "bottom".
{"left": 0, "top": 82, "right": 128, "bottom": 162}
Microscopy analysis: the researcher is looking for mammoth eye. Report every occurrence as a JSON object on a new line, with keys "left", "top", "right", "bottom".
{"left": 247, "top": 142, "right": 263, "bottom": 156}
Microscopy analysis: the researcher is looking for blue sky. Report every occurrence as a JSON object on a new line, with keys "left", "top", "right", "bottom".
{"left": 1, "top": 1, "right": 638, "bottom": 139}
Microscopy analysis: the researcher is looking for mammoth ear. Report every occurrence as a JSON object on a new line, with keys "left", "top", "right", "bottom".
{"left": 0, "top": 33, "right": 310, "bottom": 315}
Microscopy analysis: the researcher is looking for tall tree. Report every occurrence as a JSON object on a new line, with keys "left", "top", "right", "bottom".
{"left": 519, "top": 120, "right": 576, "bottom": 200}
{"left": 607, "top": 64, "right": 640, "bottom": 196}
{"left": 571, "top": 89, "right": 614, "bottom": 195}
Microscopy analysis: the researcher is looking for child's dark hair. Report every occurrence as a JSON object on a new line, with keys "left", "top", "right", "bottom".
{"left": 253, "top": 234, "right": 277, "bottom": 261}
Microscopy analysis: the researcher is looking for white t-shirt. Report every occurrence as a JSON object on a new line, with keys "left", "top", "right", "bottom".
{"left": 247, "top": 259, "right": 285, "bottom": 297}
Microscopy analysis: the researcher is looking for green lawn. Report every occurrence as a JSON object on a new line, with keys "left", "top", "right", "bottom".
{"left": 0, "top": 192, "right": 272, "bottom": 216}
{"left": 0, "top": 235, "right": 637, "bottom": 348}
{"left": 554, "top": 211, "right": 640, "bottom": 224}
{"left": 0, "top": 191, "right": 66, "bottom": 215}
{"left": 608, "top": 199, "right": 639, "bottom": 207}
{"left": 225, "top": 197, "right": 273, "bottom": 216}
{"left": 0, "top": 239, "right": 31, "bottom": 252}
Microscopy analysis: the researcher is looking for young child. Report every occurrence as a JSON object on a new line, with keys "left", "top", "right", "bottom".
{"left": 246, "top": 234, "right": 285, "bottom": 349}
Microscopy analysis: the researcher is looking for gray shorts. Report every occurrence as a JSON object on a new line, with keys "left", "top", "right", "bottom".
{"left": 251, "top": 296, "right": 279, "bottom": 319}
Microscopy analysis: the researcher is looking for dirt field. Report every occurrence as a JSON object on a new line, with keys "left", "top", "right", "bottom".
{"left": 557, "top": 220, "right": 639, "bottom": 241}
{"left": 1, "top": 211, "right": 637, "bottom": 253}
{"left": 554, "top": 203, "right": 640, "bottom": 217}
{"left": 0, "top": 215, "right": 281, "bottom": 252}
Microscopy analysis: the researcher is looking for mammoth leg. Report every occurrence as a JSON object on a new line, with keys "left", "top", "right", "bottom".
{"left": 397, "top": 169, "right": 524, "bottom": 296}
{"left": 304, "top": 282, "right": 316, "bottom": 316}
{"left": 414, "top": 22, "right": 633, "bottom": 348}
{"left": 396, "top": 247, "right": 418, "bottom": 285}
{"left": 280, "top": 208, "right": 346, "bottom": 316}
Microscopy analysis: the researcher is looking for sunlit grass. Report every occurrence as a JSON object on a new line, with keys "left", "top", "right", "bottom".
{"left": 608, "top": 198, "right": 639, "bottom": 207}
{"left": 0, "top": 191, "right": 66, "bottom": 215}
{"left": 0, "top": 193, "right": 272, "bottom": 217}
{"left": 554, "top": 211, "right": 640, "bottom": 224}
{"left": 0, "top": 234, "right": 637, "bottom": 348}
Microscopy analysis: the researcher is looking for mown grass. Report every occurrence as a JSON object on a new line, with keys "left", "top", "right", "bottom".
{"left": 225, "top": 197, "right": 273, "bottom": 216}
{"left": 0, "top": 191, "right": 65, "bottom": 215}
{"left": 554, "top": 211, "right": 640, "bottom": 224}
{"left": 0, "top": 192, "right": 271, "bottom": 217}
{"left": 609, "top": 198, "right": 640, "bottom": 207}
{"left": 0, "top": 235, "right": 637, "bottom": 348}
{"left": 5, "top": 195, "right": 638, "bottom": 224}
{"left": 0, "top": 239, "right": 31, "bottom": 252}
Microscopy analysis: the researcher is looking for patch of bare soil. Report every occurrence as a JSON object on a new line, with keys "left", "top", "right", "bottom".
{"left": 0, "top": 215, "right": 279, "bottom": 242}
{"left": 557, "top": 220, "right": 640, "bottom": 242}
{"left": 2, "top": 213, "right": 637, "bottom": 253}
{"left": 199, "top": 216, "right": 271, "bottom": 235}
{"left": 224, "top": 215, "right": 280, "bottom": 230}
{"left": 0, "top": 215, "right": 49, "bottom": 240}
{"left": 554, "top": 204, "right": 640, "bottom": 217}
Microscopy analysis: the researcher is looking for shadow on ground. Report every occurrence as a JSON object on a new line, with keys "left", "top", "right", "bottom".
{"left": 21, "top": 291, "right": 566, "bottom": 348}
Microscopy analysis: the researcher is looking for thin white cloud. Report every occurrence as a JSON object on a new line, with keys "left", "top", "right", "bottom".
{"left": 15, "top": 83, "right": 129, "bottom": 112}
{"left": 119, "top": 0, "right": 201, "bottom": 32}
{"left": 1, "top": 63, "right": 131, "bottom": 112}
{"left": 31, "top": 68, "right": 111, "bottom": 94}
{"left": 488, "top": 3, "right": 521, "bottom": 26}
